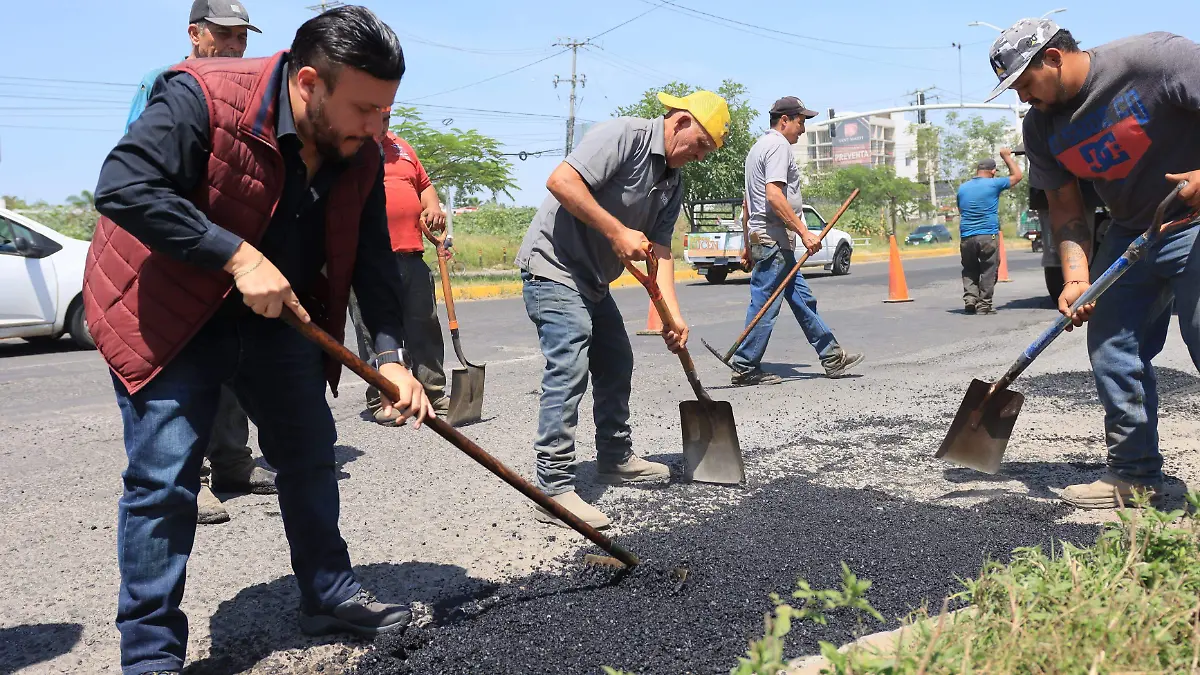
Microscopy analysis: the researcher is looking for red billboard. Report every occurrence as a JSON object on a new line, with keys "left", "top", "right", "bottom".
{"left": 832, "top": 116, "right": 872, "bottom": 166}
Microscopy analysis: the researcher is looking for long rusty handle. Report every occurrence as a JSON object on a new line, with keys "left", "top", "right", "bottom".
{"left": 623, "top": 249, "right": 710, "bottom": 402}
{"left": 418, "top": 220, "right": 459, "bottom": 330}
{"left": 280, "top": 309, "right": 639, "bottom": 568}
{"left": 722, "top": 189, "right": 861, "bottom": 360}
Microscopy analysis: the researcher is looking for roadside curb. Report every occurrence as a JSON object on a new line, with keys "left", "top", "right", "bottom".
{"left": 440, "top": 248, "right": 961, "bottom": 303}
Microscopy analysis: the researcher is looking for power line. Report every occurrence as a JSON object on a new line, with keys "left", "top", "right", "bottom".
{"left": 394, "top": 31, "right": 552, "bottom": 56}
{"left": 587, "top": 3, "right": 661, "bottom": 40}
{"left": 0, "top": 74, "right": 135, "bottom": 88}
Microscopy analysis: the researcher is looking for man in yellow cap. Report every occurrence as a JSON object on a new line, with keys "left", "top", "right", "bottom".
{"left": 516, "top": 89, "right": 728, "bottom": 528}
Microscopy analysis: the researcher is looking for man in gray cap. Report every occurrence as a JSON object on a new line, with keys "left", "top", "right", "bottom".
{"left": 955, "top": 148, "right": 1023, "bottom": 315}
{"left": 731, "top": 96, "right": 863, "bottom": 385}
{"left": 987, "top": 18, "right": 1200, "bottom": 509}
{"left": 124, "top": 0, "right": 273, "bottom": 525}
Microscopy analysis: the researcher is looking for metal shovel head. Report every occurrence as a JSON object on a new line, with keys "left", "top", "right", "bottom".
{"left": 936, "top": 378, "right": 1025, "bottom": 475}
{"left": 679, "top": 399, "right": 744, "bottom": 485}
{"left": 446, "top": 363, "right": 485, "bottom": 427}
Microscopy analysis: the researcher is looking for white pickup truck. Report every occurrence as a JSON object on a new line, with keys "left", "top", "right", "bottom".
{"left": 682, "top": 198, "right": 855, "bottom": 283}
{"left": 0, "top": 207, "right": 93, "bottom": 348}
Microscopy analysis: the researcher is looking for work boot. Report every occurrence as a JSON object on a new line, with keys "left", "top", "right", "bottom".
{"left": 823, "top": 351, "right": 865, "bottom": 379}
{"left": 196, "top": 485, "right": 230, "bottom": 525}
{"left": 964, "top": 303, "right": 977, "bottom": 315}
{"left": 1061, "top": 474, "right": 1161, "bottom": 510}
{"left": 977, "top": 304, "right": 996, "bottom": 316}
{"left": 430, "top": 395, "right": 450, "bottom": 416}
{"left": 299, "top": 588, "right": 411, "bottom": 637}
{"left": 533, "top": 491, "right": 611, "bottom": 529}
{"left": 211, "top": 465, "right": 277, "bottom": 495}
{"left": 731, "top": 369, "right": 783, "bottom": 387}
{"left": 596, "top": 454, "right": 671, "bottom": 485}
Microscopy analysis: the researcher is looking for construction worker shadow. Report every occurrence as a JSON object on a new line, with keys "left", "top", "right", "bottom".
{"left": 939, "top": 462, "right": 1191, "bottom": 509}
{"left": 0, "top": 622, "right": 83, "bottom": 675}
{"left": 996, "top": 295, "right": 1058, "bottom": 311}
{"left": 0, "top": 338, "right": 92, "bottom": 359}
{"left": 333, "top": 444, "right": 366, "bottom": 481}
{"left": 183, "top": 561, "right": 496, "bottom": 675}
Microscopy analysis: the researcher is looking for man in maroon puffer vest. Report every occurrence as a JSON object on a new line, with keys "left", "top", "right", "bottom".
{"left": 87, "top": 7, "right": 432, "bottom": 674}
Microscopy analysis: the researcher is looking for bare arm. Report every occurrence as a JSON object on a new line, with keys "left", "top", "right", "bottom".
{"left": 1001, "top": 149, "right": 1024, "bottom": 188}
{"left": 652, "top": 242, "right": 688, "bottom": 351}
{"left": 418, "top": 185, "right": 446, "bottom": 231}
{"left": 547, "top": 162, "right": 647, "bottom": 261}
{"left": 1046, "top": 179, "right": 1090, "bottom": 281}
{"left": 765, "top": 181, "right": 808, "bottom": 236}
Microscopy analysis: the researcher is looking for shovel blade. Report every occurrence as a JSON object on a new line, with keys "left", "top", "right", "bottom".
{"left": 936, "top": 378, "right": 1024, "bottom": 475}
{"left": 679, "top": 400, "right": 744, "bottom": 485}
{"left": 446, "top": 364, "right": 485, "bottom": 427}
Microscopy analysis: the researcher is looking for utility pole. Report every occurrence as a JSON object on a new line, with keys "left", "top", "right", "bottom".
{"left": 908, "top": 87, "right": 941, "bottom": 221}
{"left": 950, "top": 43, "right": 964, "bottom": 105}
{"left": 553, "top": 38, "right": 589, "bottom": 156}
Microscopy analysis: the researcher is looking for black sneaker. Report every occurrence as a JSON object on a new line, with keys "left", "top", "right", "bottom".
{"left": 731, "top": 369, "right": 783, "bottom": 386}
{"left": 299, "top": 589, "right": 411, "bottom": 637}
{"left": 823, "top": 352, "right": 865, "bottom": 379}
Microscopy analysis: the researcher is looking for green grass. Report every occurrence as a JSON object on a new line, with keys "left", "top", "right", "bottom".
{"left": 607, "top": 494, "right": 1200, "bottom": 675}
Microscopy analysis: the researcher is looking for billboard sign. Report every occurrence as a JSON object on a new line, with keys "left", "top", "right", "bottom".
{"left": 832, "top": 116, "right": 872, "bottom": 166}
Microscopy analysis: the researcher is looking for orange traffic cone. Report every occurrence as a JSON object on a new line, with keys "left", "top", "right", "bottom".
{"left": 883, "top": 234, "right": 914, "bottom": 303}
{"left": 636, "top": 299, "right": 663, "bottom": 335}
{"left": 997, "top": 231, "right": 1012, "bottom": 283}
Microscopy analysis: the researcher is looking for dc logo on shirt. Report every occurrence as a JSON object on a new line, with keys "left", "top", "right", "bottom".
{"left": 1080, "top": 132, "right": 1131, "bottom": 173}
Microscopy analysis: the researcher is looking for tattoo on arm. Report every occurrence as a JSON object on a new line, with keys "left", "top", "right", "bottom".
{"left": 1056, "top": 216, "right": 1092, "bottom": 273}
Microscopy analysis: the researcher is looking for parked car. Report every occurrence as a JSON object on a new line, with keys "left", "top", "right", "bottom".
{"left": 683, "top": 198, "right": 854, "bottom": 284}
{"left": 904, "top": 224, "right": 953, "bottom": 246}
{"left": 0, "top": 207, "right": 93, "bottom": 348}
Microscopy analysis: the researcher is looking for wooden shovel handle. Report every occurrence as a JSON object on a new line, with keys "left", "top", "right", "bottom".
{"left": 623, "top": 246, "right": 707, "bottom": 400}
{"left": 417, "top": 219, "right": 459, "bottom": 330}
{"left": 279, "top": 308, "right": 638, "bottom": 568}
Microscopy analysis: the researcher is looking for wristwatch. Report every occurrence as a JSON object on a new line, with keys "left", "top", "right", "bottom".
{"left": 373, "top": 349, "right": 411, "bottom": 370}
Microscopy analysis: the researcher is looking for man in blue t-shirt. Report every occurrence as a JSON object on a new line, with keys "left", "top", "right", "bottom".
{"left": 956, "top": 148, "right": 1023, "bottom": 314}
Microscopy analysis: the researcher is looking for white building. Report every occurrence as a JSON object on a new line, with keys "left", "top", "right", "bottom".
{"left": 793, "top": 111, "right": 920, "bottom": 181}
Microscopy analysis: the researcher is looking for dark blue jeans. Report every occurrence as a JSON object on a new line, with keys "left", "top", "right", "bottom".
{"left": 731, "top": 243, "right": 840, "bottom": 372}
{"left": 113, "top": 312, "right": 359, "bottom": 675}
{"left": 522, "top": 273, "right": 634, "bottom": 495}
{"left": 1088, "top": 223, "right": 1200, "bottom": 487}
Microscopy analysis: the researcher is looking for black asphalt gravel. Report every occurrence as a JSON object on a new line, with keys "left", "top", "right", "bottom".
{"left": 354, "top": 477, "right": 1098, "bottom": 675}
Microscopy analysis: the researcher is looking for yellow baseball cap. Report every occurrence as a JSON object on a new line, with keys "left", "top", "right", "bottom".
{"left": 657, "top": 90, "right": 731, "bottom": 149}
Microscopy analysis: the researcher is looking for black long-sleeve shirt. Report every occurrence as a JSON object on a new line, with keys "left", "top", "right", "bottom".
{"left": 94, "top": 60, "right": 403, "bottom": 356}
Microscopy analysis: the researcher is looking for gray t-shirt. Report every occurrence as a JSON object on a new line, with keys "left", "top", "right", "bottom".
{"left": 516, "top": 116, "right": 682, "bottom": 302}
{"left": 744, "top": 129, "right": 802, "bottom": 249}
{"left": 1023, "top": 32, "right": 1200, "bottom": 233}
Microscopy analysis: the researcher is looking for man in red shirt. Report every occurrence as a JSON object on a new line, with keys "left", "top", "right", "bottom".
{"left": 356, "top": 109, "right": 450, "bottom": 419}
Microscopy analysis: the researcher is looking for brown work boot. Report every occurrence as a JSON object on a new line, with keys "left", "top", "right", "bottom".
{"left": 596, "top": 454, "right": 670, "bottom": 485}
{"left": 197, "top": 485, "right": 230, "bottom": 525}
{"left": 212, "top": 465, "right": 277, "bottom": 495}
{"left": 1061, "top": 474, "right": 1162, "bottom": 510}
{"left": 533, "top": 491, "right": 611, "bottom": 529}
{"left": 823, "top": 351, "right": 864, "bottom": 379}
{"left": 430, "top": 395, "right": 450, "bottom": 416}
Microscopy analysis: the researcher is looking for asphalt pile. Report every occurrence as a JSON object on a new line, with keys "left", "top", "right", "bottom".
{"left": 354, "top": 477, "right": 1097, "bottom": 675}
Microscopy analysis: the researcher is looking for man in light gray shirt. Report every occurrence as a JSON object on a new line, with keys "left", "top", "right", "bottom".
{"left": 516, "top": 90, "right": 729, "bottom": 528}
{"left": 731, "top": 96, "right": 863, "bottom": 385}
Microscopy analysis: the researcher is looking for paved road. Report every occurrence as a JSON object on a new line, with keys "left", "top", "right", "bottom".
{"left": 6, "top": 250, "right": 1200, "bottom": 674}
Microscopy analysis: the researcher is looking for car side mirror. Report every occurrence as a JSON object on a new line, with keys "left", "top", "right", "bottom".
{"left": 13, "top": 236, "right": 32, "bottom": 255}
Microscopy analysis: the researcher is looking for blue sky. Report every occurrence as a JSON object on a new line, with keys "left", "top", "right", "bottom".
{"left": 0, "top": 0, "right": 1196, "bottom": 206}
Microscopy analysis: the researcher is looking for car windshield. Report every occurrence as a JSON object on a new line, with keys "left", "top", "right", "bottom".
{"left": 913, "top": 226, "right": 936, "bottom": 234}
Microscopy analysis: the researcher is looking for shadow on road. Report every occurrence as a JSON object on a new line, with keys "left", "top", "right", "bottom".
{"left": 334, "top": 444, "right": 366, "bottom": 481}
{"left": 997, "top": 295, "right": 1057, "bottom": 311}
{"left": 183, "top": 561, "right": 495, "bottom": 675}
{"left": 0, "top": 338, "right": 92, "bottom": 358}
{"left": 940, "top": 461, "right": 1191, "bottom": 507}
{"left": 574, "top": 451, "right": 682, "bottom": 505}
{"left": 0, "top": 622, "right": 83, "bottom": 675}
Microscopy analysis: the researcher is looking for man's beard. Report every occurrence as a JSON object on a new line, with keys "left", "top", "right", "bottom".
{"left": 306, "top": 97, "right": 366, "bottom": 162}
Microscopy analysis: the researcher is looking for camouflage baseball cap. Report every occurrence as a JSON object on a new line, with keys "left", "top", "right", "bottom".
{"left": 984, "top": 18, "right": 1062, "bottom": 102}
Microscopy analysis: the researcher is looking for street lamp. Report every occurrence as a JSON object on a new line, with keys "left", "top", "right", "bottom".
{"left": 966, "top": 20, "right": 1004, "bottom": 32}
{"left": 1041, "top": 8, "right": 1067, "bottom": 18}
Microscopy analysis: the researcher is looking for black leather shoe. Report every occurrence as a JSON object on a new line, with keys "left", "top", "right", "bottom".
{"left": 299, "top": 589, "right": 411, "bottom": 636}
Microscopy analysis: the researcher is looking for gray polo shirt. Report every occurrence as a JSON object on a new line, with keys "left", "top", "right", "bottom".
{"left": 516, "top": 116, "right": 683, "bottom": 302}
{"left": 744, "top": 129, "right": 802, "bottom": 250}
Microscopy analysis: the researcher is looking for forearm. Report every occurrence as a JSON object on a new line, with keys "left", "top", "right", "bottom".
{"left": 548, "top": 164, "right": 627, "bottom": 242}
{"left": 419, "top": 185, "right": 441, "bottom": 213}
{"left": 765, "top": 186, "right": 806, "bottom": 235}
{"left": 1047, "top": 182, "right": 1091, "bottom": 282}
{"left": 95, "top": 182, "right": 242, "bottom": 269}
{"left": 652, "top": 244, "right": 684, "bottom": 327}
{"left": 1003, "top": 154, "right": 1024, "bottom": 184}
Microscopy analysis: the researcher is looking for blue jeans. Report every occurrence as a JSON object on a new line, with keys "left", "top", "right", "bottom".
{"left": 113, "top": 313, "right": 360, "bottom": 675}
{"left": 731, "top": 243, "right": 840, "bottom": 372}
{"left": 1088, "top": 223, "right": 1200, "bottom": 487}
{"left": 522, "top": 273, "right": 634, "bottom": 496}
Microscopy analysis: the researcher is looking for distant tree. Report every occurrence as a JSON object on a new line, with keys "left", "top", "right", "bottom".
{"left": 389, "top": 106, "right": 517, "bottom": 203}
{"left": 805, "top": 165, "right": 924, "bottom": 237}
{"left": 614, "top": 80, "right": 756, "bottom": 225}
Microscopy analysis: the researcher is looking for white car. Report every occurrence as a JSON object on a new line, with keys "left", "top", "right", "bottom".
{"left": 0, "top": 207, "right": 93, "bottom": 348}
{"left": 683, "top": 200, "right": 855, "bottom": 283}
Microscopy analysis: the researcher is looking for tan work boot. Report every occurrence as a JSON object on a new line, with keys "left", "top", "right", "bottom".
{"left": 533, "top": 491, "right": 611, "bottom": 529}
{"left": 430, "top": 395, "right": 450, "bottom": 417}
{"left": 596, "top": 454, "right": 670, "bottom": 485}
{"left": 197, "top": 485, "right": 231, "bottom": 524}
{"left": 1061, "top": 474, "right": 1161, "bottom": 510}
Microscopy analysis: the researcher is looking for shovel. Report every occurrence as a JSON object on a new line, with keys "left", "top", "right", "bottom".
{"left": 702, "top": 189, "right": 860, "bottom": 372}
{"left": 418, "top": 220, "right": 485, "bottom": 427}
{"left": 624, "top": 248, "right": 744, "bottom": 485}
{"left": 280, "top": 307, "right": 638, "bottom": 569}
{"left": 937, "top": 181, "right": 1192, "bottom": 474}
